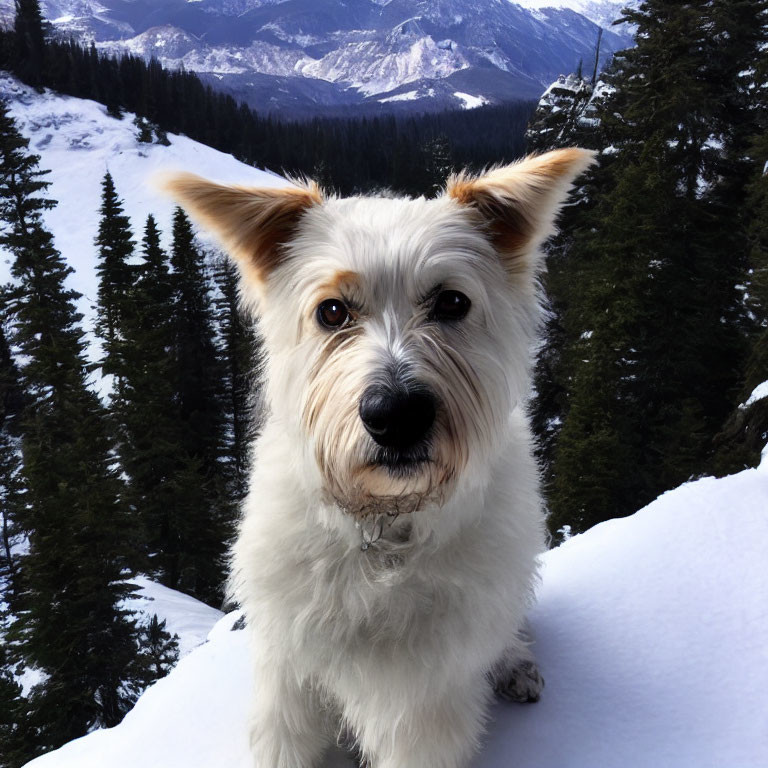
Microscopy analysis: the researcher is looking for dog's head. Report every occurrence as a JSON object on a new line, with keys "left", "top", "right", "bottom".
{"left": 163, "top": 150, "right": 594, "bottom": 518}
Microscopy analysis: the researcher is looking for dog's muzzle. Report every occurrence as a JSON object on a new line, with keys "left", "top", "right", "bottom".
{"left": 359, "top": 384, "right": 436, "bottom": 452}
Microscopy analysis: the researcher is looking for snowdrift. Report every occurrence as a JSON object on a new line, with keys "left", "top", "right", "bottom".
{"left": 124, "top": 576, "right": 224, "bottom": 659}
{"left": 25, "top": 461, "right": 768, "bottom": 768}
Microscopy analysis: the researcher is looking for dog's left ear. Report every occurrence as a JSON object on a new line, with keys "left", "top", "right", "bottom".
{"left": 159, "top": 173, "right": 322, "bottom": 289}
{"left": 447, "top": 148, "right": 596, "bottom": 277}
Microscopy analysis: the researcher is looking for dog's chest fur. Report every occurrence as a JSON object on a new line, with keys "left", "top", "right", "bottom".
{"left": 232, "top": 413, "right": 544, "bottom": 688}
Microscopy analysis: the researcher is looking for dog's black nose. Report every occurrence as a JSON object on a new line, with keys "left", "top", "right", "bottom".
{"left": 359, "top": 386, "right": 436, "bottom": 450}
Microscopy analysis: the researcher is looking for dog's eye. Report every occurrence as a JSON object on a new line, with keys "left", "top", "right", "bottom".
{"left": 317, "top": 298, "right": 351, "bottom": 329}
{"left": 433, "top": 290, "right": 471, "bottom": 322}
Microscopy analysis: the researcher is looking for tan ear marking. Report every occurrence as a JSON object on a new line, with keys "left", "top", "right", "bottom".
{"left": 158, "top": 172, "right": 322, "bottom": 286}
{"left": 447, "top": 148, "right": 596, "bottom": 274}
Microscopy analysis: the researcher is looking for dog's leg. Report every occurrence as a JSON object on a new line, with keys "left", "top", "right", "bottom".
{"left": 487, "top": 643, "right": 544, "bottom": 704}
{"left": 354, "top": 677, "right": 490, "bottom": 768}
{"left": 250, "top": 664, "right": 329, "bottom": 768}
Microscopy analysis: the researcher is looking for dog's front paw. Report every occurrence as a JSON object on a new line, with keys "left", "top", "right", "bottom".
{"left": 492, "top": 659, "right": 544, "bottom": 704}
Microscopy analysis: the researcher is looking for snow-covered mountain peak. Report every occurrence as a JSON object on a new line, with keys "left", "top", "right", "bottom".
{"left": 512, "top": 0, "right": 637, "bottom": 29}
{"left": 1, "top": 0, "right": 635, "bottom": 114}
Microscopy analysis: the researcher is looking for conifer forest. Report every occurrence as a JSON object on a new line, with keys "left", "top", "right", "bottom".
{"left": 1, "top": 0, "right": 767, "bottom": 764}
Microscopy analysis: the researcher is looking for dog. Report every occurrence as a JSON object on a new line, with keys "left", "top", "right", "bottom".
{"left": 163, "top": 147, "right": 594, "bottom": 768}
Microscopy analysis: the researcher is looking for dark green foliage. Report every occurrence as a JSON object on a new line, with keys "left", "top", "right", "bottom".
{"left": 114, "top": 212, "right": 233, "bottom": 604}
{"left": 421, "top": 133, "right": 454, "bottom": 197}
{"left": 95, "top": 171, "right": 135, "bottom": 393}
{"left": 12, "top": 0, "right": 46, "bottom": 88}
{"left": 213, "top": 257, "right": 261, "bottom": 502}
{"left": 0, "top": 637, "right": 31, "bottom": 768}
{"left": 544, "top": 0, "right": 768, "bottom": 538}
{"left": 170, "top": 209, "right": 225, "bottom": 477}
{"left": 526, "top": 72, "right": 606, "bottom": 475}
{"left": 0, "top": 299, "right": 28, "bottom": 768}
{"left": 711, "top": 104, "right": 768, "bottom": 474}
{"left": 0, "top": 300, "right": 24, "bottom": 584}
{"left": 132, "top": 614, "right": 180, "bottom": 690}
{"left": 117, "top": 214, "right": 177, "bottom": 576}
{"left": 133, "top": 115, "right": 153, "bottom": 143}
{"left": 157, "top": 209, "right": 232, "bottom": 603}
{"left": 0, "top": 99, "right": 143, "bottom": 754}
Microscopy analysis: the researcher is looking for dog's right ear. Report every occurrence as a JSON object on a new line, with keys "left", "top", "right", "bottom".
{"left": 159, "top": 173, "right": 322, "bottom": 289}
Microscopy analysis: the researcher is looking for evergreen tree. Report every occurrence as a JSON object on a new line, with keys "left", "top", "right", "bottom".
{"left": 0, "top": 634, "right": 30, "bottom": 768}
{"left": 0, "top": 299, "right": 24, "bottom": 584}
{"left": 213, "top": 256, "right": 261, "bottom": 501}
{"left": 94, "top": 171, "right": 135, "bottom": 395}
{"left": 525, "top": 71, "right": 607, "bottom": 475}
{"left": 0, "top": 295, "right": 30, "bottom": 768}
{"left": 12, "top": 0, "right": 46, "bottom": 89}
{"left": 0, "top": 99, "right": 142, "bottom": 752}
{"left": 421, "top": 133, "right": 454, "bottom": 197}
{"left": 132, "top": 614, "right": 180, "bottom": 690}
{"left": 547, "top": 0, "right": 768, "bottom": 537}
{"left": 117, "top": 214, "right": 178, "bottom": 576}
{"left": 165, "top": 209, "right": 232, "bottom": 603}
{"left": 711, "top": 30, "right": 768, "bottom": 473}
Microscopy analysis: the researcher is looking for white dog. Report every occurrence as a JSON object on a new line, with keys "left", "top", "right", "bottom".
{"left": 165, "top": 148, "right": 593, "bottom": 768}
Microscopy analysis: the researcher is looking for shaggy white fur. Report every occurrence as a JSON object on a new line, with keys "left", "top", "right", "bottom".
{"left": 164, "top": 148, "right": 595, "bottom": 768}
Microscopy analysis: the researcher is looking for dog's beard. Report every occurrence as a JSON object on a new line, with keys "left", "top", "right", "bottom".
{"left": 319, "top": 437, "right": 457, "bottom": 521}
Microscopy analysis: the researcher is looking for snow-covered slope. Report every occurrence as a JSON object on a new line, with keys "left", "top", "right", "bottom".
{"left": 0, "top": 74, "right": 287, "bottom": 349}
{"left": 25, "top": 457, "right": 768, "bottom": 768}
{"left": 125, "top": 577, "right": 224, "bottom": 659}
{"left": 13, "top": 576, "right": 223, "bottom": 697}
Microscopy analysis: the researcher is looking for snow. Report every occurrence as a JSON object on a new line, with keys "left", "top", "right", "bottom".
{"left": 125, "top": 576, "right": 224, "bottom": 659}
{"left": 378, "top": 89, "right": 420, "bottom": 103}
{"left": 25, "top": 463, "right": 768, "bottom": 768}
{"left": 8, "top": 575, "right": 220, "bottom": 699}
{"left": 0, "top": 74, "right": 289, "bottom": 352}
{"left": 512, "top": 0, "right": 637, "bottom": 29}
{"left": 453, "top": 91, "right": 489, "bottom": 109}
{"left": 744, "top": 380, "right": 768, "bottom": 409}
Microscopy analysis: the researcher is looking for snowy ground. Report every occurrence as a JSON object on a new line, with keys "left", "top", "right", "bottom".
{"left": 124, "top": 576, "right": 224, "bottom": 659}
{"left": 25, "top": 454, "right": 768, "bottom": 768}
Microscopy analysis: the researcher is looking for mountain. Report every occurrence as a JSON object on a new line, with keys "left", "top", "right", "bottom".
{"left": 0, "top": 0, "right": 636, "bottom": 115}
{"left": 22, "top": 449, "right": 768, "bottom": 768}
{"left": 514, "top": 1, "right": 636, "bottom": 30}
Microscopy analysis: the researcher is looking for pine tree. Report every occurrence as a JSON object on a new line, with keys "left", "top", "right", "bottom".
{"left": 94, "top": 171, "right": 135, "bottom": 395}
{"left": 117, "top": 214, "right": 178, "bottom": 576}
{"left": 133, "top": 115, "right": 153, "bottom": 143}
{"left": 525, "top": 71, "right": 607, "bottom": 476}
{"left": 12, "top": 0, "right": 46, "bottom": 89}
{"left": 213, "top": 256, "right": 260, "bottom": 501}
{"left": 0, "top": 298, "right": 24, "bottom": 585}
{"left": 421, "top": 133, "right": 454, "bottom": 197}
{"left": 165, "top": 209, "right": 232, "bottom": 603}
{"left": 0, "top": 99, "right": 142, "bottom": 752}
{"left": 132, "top": 614, "right": 180, "bottom": 690}
{"left": 0, "top": 634, "right": 30, "bottom": 768}
{"left": 546, "top": 0, "right": 768, "bottom": 537}
{"left": 0, "top": 296, "right": 30, "bottom": 768}
{"left": 710, "top": 21, "right": 768, "bottom": 473}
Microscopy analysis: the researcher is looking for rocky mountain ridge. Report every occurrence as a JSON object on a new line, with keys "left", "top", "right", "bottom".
{"left": 0, "top": 0, "right": 637, "bottom": 114}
